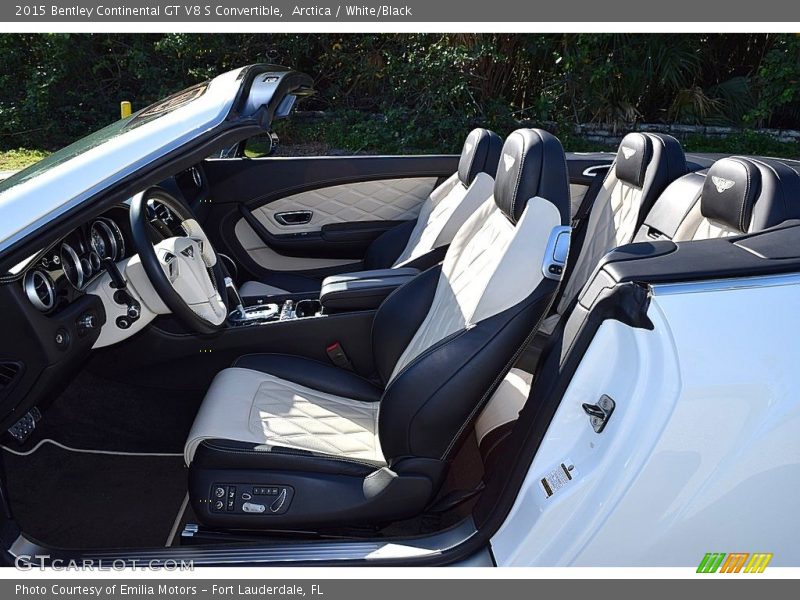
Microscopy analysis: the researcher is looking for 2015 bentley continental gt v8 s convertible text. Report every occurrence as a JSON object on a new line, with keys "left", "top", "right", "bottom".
{"left": 0, "top": 65, "right": 798, "bottom": 567}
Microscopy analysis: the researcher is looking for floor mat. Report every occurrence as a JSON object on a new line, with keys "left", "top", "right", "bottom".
{"left": 16, "top": 370, "right": 202, "bottom": 453}
{"left": 3, "top": 442, "right": 188, "bottom": 549}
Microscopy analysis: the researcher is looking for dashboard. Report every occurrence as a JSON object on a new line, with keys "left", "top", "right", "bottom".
{"left": 0, "top": 163, "right": 209, "bottom": 436}
{"left": 18, "top": 165, "right": 207, "bottom": 316}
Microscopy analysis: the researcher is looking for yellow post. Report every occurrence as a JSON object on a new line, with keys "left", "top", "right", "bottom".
{"left": 120, "top": 101, "right": 132, "bottom": 119}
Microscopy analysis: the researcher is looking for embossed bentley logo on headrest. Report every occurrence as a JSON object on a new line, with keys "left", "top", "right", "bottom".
{"left": 503, "top": 153, "right": 516, "bottom": 171}
{"left": 621, "top": 146, "right": 636, "bottom": 159}
{"left": 712, "top": 176, "right": 735, "bottom": 193}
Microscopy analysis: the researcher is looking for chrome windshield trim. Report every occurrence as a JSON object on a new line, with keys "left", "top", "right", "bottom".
{"left": 651, "top": 271, "right": 800, "bottom": 296}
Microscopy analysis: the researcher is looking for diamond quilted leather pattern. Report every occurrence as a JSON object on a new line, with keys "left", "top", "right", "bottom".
{"left": 253, "top": 177, "right": 437, "bottom": 235}
{"left": 249, "top": 376, "right": 383, "bottom": 462}
{"left": 390, "top": 202, "right": 515, "bottom": 379}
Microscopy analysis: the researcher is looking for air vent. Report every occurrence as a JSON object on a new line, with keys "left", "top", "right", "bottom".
{"left": 0, "top": 361, "right": 23, "bottom": 394}
{"left": 23, "top": 269, "right": 55, "bottom": 311}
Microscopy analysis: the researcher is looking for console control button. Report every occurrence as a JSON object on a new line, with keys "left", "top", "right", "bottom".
{"left": 54, "top": 328, "right": 70, "bottom": 349}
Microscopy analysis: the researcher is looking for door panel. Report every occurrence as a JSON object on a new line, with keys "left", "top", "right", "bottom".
{"left": 234, "top": 219, "right": 358, "bottom": 271}
{"left": 201, "top": 155, "right": 458, "bottom": 283}
{"left": 250, "top": 177, "right": 436, "bottom": 235}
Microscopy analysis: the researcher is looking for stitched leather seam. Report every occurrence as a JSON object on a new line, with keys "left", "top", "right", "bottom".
{"left": 731, "top": 157, "right": 752, "bottom": 232}
{"left": 441, "top": 291, "right": 556, "bottom": 460}
{"left": 636, "top": 133, "right": 649, "bottom": 187}
{"left": 389, "top": 327, "right": 469, "bottom": 387}
{"left": 462, "top": 130, "right": 480, "bottom": 185}
{"left": 200, "top": 441, "right": 381, "bottom": 469}
{"left": 509, "top": 130, "right": 536, "bottom": 223}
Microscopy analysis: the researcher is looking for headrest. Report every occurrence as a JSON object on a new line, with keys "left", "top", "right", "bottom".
{"left": 702, "top": 156, "right": 800, "bottom": 233}
{"left": 615, "top": 132, "right": 687, "bottom": 190}
{"left": 493, "top": 128, "right": 570, "bottom": 225}
{"left": 457, "top": 128, "right": 503, "bottom": 186}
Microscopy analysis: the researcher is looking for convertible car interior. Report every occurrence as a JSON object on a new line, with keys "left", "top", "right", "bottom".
{"left": 0, "top": 65, "right": 798, "bottom": 565}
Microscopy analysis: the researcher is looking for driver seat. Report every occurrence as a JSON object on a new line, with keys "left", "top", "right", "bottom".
{"left": 185, "top": 129, "right": 571, "bottom": 529}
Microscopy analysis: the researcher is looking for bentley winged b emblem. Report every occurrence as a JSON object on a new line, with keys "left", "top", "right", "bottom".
{"left": 712, "top": 176, "right": 736, "bottom": 193}
{"left": 621, "top": 146, "right": 636, "bottom": 159}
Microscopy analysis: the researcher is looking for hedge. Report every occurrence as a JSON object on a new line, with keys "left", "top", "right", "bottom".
{"left": 0, "top": 33, "right": 798, "bottom": 154}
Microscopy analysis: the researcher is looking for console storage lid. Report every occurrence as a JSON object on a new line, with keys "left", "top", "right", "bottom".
{"left": 320, "top": 268, "right": 419, "bottom": 312}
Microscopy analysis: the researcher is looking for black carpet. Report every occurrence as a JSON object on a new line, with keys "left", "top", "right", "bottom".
{"left": 16, "top": 370, "right": 202, "bottom": 454}
{"left": 3, "top": 443, "right": 187, "bottom": 549}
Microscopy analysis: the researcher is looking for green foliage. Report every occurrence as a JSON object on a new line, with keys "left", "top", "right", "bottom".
{"left": 0, "top": 34, "right": 798, "bottom": 154}
{"left": 0, "top": 147, "right": 49, "bottom": 170}
{"left": 684, "top": 130, "right": 799, "bottom": 157}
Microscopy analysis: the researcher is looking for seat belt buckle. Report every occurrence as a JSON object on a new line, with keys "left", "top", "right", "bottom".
{"left": 326, "top": 342, "right": 354, "bottom": 371}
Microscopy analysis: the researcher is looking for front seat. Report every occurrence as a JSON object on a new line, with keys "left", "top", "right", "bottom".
{"left": 185, "top": 128, "right": 571, "bottom": 529}
{"left": 237, "top": 127, "right": 503, "bottom": 298}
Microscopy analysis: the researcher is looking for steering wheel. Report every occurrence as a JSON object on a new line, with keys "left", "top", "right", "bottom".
{"left": 129, "top": 188, "right": 229, "bottom": 334}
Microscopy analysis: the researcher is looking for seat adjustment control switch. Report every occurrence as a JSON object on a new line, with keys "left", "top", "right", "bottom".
{"left": 242, "top": 502, "right": 266, "bottom": 514}
{"left": 210, "top": 483, "right": 294, "bottom": 515}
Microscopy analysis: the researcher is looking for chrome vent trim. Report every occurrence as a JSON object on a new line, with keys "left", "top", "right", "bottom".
{"left": 23, "top": 269, "right": 55, "bottom": 311}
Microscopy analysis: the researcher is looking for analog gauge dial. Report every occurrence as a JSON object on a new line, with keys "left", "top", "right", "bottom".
{"left": 89, "top": 219, "right": 124, "bottom": 261}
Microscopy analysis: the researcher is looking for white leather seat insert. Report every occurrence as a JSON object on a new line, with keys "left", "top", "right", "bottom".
{"left": 184, "top": 367, "right": 383, "bottom": 466}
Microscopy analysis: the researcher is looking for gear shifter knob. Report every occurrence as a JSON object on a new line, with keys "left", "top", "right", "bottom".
{"left": 224, "top": 276, "right": 246, "bottom": 319}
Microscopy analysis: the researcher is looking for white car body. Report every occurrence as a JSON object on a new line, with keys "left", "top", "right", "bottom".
{"left": 494, "top": 274, "right": 800, "bottom": 566}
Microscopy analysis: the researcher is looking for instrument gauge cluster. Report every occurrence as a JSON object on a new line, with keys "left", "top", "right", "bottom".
{"left": 20, "top": 208, "right": 131, "bottom": 313}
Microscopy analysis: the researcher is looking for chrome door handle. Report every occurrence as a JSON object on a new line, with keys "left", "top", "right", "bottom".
{"left": 274, "top": 210, "right": 313, "bottom": 226}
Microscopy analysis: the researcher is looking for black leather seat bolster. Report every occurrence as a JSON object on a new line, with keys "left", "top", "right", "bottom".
{"left": 362, "top": 219, "right": 417, "bottom": 270}
{"left": 372, "top": 264, "right": 442, "bottom": 385}
{"left": 634, "top": 171, "right": 706, "bottom": 242}
{"left": 320, "top": 267, "right": 420, "bottom": 312}
{"left": 193, "top": 439, "right": 381, "bottom": 477}
{"left": 379, "top": 282, "right": 558, "bottom": 461}
{"left": 233, "top": 354, "right": 383, "bottom": 402}
{"left": 400, "top": 245, "right": 448, "bottom": 271}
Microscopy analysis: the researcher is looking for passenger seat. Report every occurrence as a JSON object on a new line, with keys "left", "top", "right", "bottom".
{"left": 238, "top": 128, "right": 503, "bottom": 298}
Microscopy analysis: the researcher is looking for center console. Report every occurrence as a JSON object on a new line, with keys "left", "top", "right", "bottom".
{"left": 227, "top": 298, "right": 323, "bottom": 326}
{"left": 227, "top": 267, "right": 421, "bottom": 325}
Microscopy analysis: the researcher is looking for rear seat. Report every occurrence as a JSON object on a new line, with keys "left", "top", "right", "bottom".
{"left": 474, "top": 133, "right": 686, "bottom": 459}
{"left": 556, "top": 132, "right": 687, "bottom": 317}
{"left": 636, "top": 156, "right": 800, "bottom": 243}
{"left": 474, "top": 153, "right": 800, "bottom": 462}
